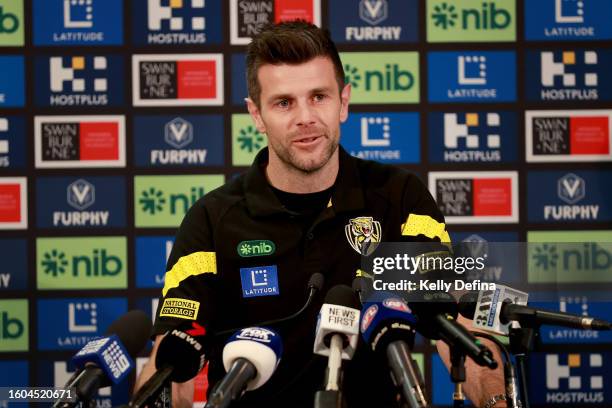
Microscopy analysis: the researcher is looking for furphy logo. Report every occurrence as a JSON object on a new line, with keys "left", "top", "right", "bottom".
{"left": 133, "top": 54, "right": 223, "bottom": 106}
{"left": 135, "top": 236, "right": 174, "bottom": 288}
{"left": 0, "top": 0, "right": 24, "bottom": 46}
{"left": 340, "top": 52, "right": 419, "bottom": 104}
{"left": 0, "top": 56, "right": 24, "bottom": 106}
{"left": 526, "top": 110, "right": 612, "bottom": 162}
{"left": 525, "top": 0, "right": 612, "bottom": 41}
{"left": 526, "top": 49, "right": 612, "bottom": 101}
{"left": 0, "top": 177, "right": 27, "bottom": 230}
{"left": 528, "top": 171, "right": 612, "bottom": 223}
{"left": 340, "top": 112, "right": 420, "bottom": 164}
{"left": 36, "top": 176, "right": 127, "bottom": 228}
{"left": 429, "top": 171, "right": 518, "bottom": 224}
{"left": 240, "top": 265, "right": 280, "bottom": 298}
{"left": 427, "top": 0, "right": 516, "bottom": 42}
{"left": 35, "top": 55, "right": 124, "bottom": 107}
{"left": 428, "top": 52, "right": 516, "bottom": 102}
{"left": 429, "top": 112, "right": 517, "bottom": 163}
{"left": 34, "top": 115, "right": 126, "bottom": 168}
{"left": 36, "top": 237, "right": 127, "bottom": 289}
{"left": 329, "top": 0, "right": 418, "bottom": 44}
{"left": 33, "top": 0, "right": 123, "bottom": 45}
{"left": 528, "top": 231, "right": 612, "bottom": 283}
{"left": 0, "top": 116, "right": 26, "bottom": 169}
{"left": 528, "top": 352, "right": 611, "bottom": 404}
{"left": 37, "top": 298, "right": 126, "bottom": 350}
{"left": 132, "top": 0, "right": 221, "bottom": 45}
{"left": 230, "top": 0, "right": 321, "bottom": 45}
{"left": 232, "top": 114, "right": 267, "bottom": 166}
{"left": 134, "top": 115, "right": 224, "bottom": 167}
{"left": 0, "top": 299, "right": 28, "bottom": 351}
{"left": 134, "top": 175, "right": 224, "bottom": 227}
{"left": 0, "top": 239, "right": 27, "bottom": 290}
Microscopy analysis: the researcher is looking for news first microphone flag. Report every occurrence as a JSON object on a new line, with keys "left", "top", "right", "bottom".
{"left": 1, "top": 0, "right": 612, "bottom": 406}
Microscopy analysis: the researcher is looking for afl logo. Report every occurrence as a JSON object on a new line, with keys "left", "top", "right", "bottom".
{"left": 361, "top": 304, "right": 378, "bottom": 333}
{"left": 383, "top": 298, "right": 410, "bottom": 313}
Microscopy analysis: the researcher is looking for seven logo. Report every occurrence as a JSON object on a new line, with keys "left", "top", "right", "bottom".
{"left": 525, "top": 110, "right": 612, "bottom": 162}
{"left": 429, "top": 171, "right": 518, "bottom": 224}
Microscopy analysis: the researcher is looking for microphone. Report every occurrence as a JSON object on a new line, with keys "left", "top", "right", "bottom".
{"left": 127, "top": 321, "right": 208, "bottom": 408}
{"left": 458, "top": 286, "right": 611, "bottom": 332}
{"left": 53, "top": 310, "right": 152, "bottom": 408}
{"left": 313, "top": 285, "right": 360, "bottom": 407}
{"left": 215, "top": 273, "right": 324, "bottom": 336}
{"left": 407, "top": 291, "right": 498, "bottom": 369}
{"left": 352, "top": 276, "right": 371, "bottom": 305}
{"left": 205, "top": 327, "right": 282, "bottom": 408}
{"left": 361, "top": 293, "right": 428, "bottom": 408}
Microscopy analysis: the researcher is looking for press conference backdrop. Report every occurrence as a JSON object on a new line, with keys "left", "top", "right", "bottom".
{"left": 1, "top": 0, "right": 612, "bottom": 406}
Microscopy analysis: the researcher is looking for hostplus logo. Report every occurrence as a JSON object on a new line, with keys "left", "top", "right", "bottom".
{"left": 544, "top": 173, "right": 599, "bottom": 220}
{"left": 52, "top": 179, "right": 110, "bottom": 226}
{"left": 546, "top": 354, "right": 604, "bottom": 404}
{"left": 139, "top": 186, "right": 205, "bottom": 216}
{"left": 150, "top": 117, "right": 206, "bottom": 165}
{"left": 540, "top": 51, "right": 599, "bottom": 100}
{"left": 428, "top": 0, "right": 515, "bottom": 42}
{"left": 345, "top": 0, "right": 401, "bottom": 41}
{"left": 443, "top": 113, "right": 501, "bottom": 162}
{"left": 147, "top": 0, "right": 207, "bottom": 44}
{"left": 48, "top": 56, "right": 109, "bottom": 106}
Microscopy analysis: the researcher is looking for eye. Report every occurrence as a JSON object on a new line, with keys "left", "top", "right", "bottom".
{"left": 313, "top": 94, "right": 326, "bottom": 102}
{"left": 276, "top": 99, "right": 290, "bottom": 109}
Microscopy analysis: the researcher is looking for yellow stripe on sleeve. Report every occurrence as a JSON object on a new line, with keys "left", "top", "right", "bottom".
{"left": 401, "top": 214, "right": 451, "bottom": 245}
{"left": 162, "top": 251, "right": 217, "bottom": 297}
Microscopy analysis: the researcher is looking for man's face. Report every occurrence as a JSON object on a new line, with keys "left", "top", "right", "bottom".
{"left": 247, "top": 56, "right": 351, "bottom": 173}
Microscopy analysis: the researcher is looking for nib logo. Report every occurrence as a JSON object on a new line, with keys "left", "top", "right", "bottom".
{"left": 67, "top": 179, "right": 95, "bottom": 210}
{"left": 42, "top": 250, "right": 69, "bottom": 277}
{"left": 343, "top": 63, "right": 414, "bottom": 91}
{"left": 558, "top": 173, "right": 585, "bottom": 204}
{"left": 139, "top": 187, "right": 166, "bottom": 215}
{"left": 431, "top": 2, "right": 459, "bottom": 29}
{"left": 237, "top": 126, "right": 264, "bottom": 153}
{"left": 344, "top": 64, "right": 362, "bottom": 88}
{"left": 533, "top": 244, "right": 560, "bottom": 270}
{"left": 431, "top": 1, "right": 511, "bottom": 30}
{"left": 164, "top": 117, "right": 193, "bottom": 149}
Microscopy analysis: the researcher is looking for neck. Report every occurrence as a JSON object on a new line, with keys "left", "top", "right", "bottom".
{"left": 266, "top": 149, "right": 339, "bottom": 193}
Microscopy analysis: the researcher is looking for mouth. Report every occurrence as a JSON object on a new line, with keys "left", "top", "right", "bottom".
{"left": 293, "top": 135, "right": 323, "bottom": 146}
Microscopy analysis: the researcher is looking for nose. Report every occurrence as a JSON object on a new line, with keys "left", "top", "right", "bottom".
{"left": 295, "top": 102, "right": 316, "bottom": 128}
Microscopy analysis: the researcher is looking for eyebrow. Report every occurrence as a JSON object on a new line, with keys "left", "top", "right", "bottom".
{"left": 266, "top": 87, "right": 335, "bottom": 103}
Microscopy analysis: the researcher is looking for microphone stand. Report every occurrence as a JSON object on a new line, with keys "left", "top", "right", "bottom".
{"left": 450, "top": 346, "right": 466, "bottom": 408}
{"left": 314, "top": 335, "right": 347, "bottom": 408}
{"left": 509, "top": 326, "right": 538, "bottom": 408}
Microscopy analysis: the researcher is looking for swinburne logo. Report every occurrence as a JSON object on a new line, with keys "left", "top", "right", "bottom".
{"left": 526, "top": 110, "right": 612, "bottom": 162}
{"left": 0, "top": 177, "right": 27, "bottom": 230}
{"left": 132, "top": 54, "right": 223, "bottom": 106}
{"left": 34, "top": 115, "right": 126, "bottom": 168}
{"left": 429, "top": 171, "right": 518, "bottom": 224}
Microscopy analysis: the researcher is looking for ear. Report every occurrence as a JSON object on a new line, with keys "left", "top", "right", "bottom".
{"left": 339, "top": 83, "right": 351, "bottom": 124}
{"left": 245, "top": 97, "right": 266, "bottom": 134}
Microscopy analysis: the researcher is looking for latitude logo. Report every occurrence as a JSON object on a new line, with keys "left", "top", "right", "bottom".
{"left": 67, "top": 179, "right": 95, "bottom": 210}
{"left": 458, "top": 55, "right": 487, "bottom": 85}
{"left": 360, "top": 0, "right": 388, "bottom": 25}
{"left": 64, "top": 0, "right": 93, "bottom": 28}
{"left": 164, "top": 117, "right": 193, "bottom": 149}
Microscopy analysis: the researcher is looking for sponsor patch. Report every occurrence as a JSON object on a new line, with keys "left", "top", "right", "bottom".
{"left": 237, "top": 240, "right": 276, "bottom": 257}
{"left": 159, "top": 298, "right": 200, "bottom": 320}
{"left": 132, "top": 53, "right": 223, "bottom": 106}
{"left": 345, "top": 216, "right": 382, "bottom": 255}
{"left": 239, "top": 265, "right": 280, "bottom": 298}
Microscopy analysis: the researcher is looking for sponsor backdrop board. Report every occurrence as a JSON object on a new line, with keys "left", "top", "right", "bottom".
{"left": 2, "top": 0, "right": 612, "bottom": 405}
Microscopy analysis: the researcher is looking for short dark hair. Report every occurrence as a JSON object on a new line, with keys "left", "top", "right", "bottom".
{"left": 246, "top": 20, "right": 345, "bottom": 107}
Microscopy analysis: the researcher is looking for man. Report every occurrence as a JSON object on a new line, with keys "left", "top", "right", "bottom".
{"left": 136, "top": 21, "right": 507, "bottom": 407}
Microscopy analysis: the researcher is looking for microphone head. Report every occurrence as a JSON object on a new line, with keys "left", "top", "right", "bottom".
{"left": 313, "top": 285, "right": 361, "bottom": 359}
{"left": 360, "top": 293, "right": 418, "bottom": 353}
{"left": 352, "top": 276, "right": 371, "bottom": 299}
{"left": 71, "top": 334, "right": 134, "bottom": 385}
{"left": 105, "top": 310, "right": 153, "bottom": 358}
{"left": 405, "top": 291, "right": 458, "bottom": 340}
{"left": 155, "top": 322, "right": 208, "bottom": 383}
{"left": 223, "top": 327, "right": 282, "bottom": 391}
{"left": 308, "top": 273, "right": 325, "bottom": 293}
{"left": 457, "top": 292, "right": 479, "bottom": 320}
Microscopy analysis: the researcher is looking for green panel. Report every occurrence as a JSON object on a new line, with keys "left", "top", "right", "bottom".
{"left": 232, "top": 114, "right": 267, "bottom": 166}
{"left": 427, "top": 0, "right": 516, "bottom": 42}
{"left": 340, "top": 52, "right": 420, "bottom": 104}
{"left": 37, "top": 237, "right": 128, "bottom": 289}
{"left": 0, "top": 0, "right": 24, "bottom": 46}
{"left": 134, "top": 175, "right": 225, "bottom": 227}
{"left": 527, "top": 231, "right": 612, "bottom": 283}
{"left": 0, "top": 299, "right": 28, "bottom": 351}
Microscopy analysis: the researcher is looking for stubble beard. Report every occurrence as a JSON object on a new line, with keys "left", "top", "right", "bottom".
{"left": 271, "top": 130, "right": 339, "bottom": 174}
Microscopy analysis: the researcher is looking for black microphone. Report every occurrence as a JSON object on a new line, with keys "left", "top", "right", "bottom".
{"left": 458, "top": 291, "right": 611, "bottom": 330}
{"left": 352, "top": 276, "right": 371, "bottom": 305}
{"left": 407, "top": 291, "right": 497, "bottom": 369}
{"left": 127, "top": 321, "right": 208, "bottom": 408}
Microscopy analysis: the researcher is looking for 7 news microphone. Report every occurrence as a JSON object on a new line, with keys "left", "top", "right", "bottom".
{"left": 313, "top": 285, "right": 361, "bottom": 408}
{"left": 205, "top": 327, "right": 283, "bottom": 408}
{"left": 53, "top": 310, "right": 153, "bottom": 408}
{"left": 360, "top": 293, "right": 428, "bottom": 408}
{"left": 127, "top": 321, "right": 208, "bottom": 408}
